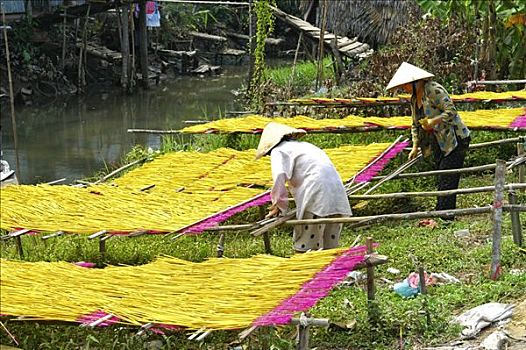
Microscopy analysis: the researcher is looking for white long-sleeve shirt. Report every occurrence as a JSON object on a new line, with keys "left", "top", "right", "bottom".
{"left": 269, "top": 140, "right": 352, "bottom": 219}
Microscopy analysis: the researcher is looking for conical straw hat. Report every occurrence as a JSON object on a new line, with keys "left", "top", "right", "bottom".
{"left": 386, "top": 62, "right": 434, "bottom": 91}
{"left": 255, "top": 122, "right": 306, "bottom": 160}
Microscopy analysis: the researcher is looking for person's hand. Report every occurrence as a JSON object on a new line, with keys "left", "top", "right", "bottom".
{"left": 419, "top": 118, "right": 433, "bottom": 132}
{"left": 265, "top": 203, "right": 280, "bottom": 219}
{"left": 408, "top": 146, "right": 419, "bottom": 160}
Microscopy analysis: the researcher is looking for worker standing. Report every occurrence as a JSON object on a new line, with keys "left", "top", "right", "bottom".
{"left": 255, "top": 122, "right": 352, "bottom": 252}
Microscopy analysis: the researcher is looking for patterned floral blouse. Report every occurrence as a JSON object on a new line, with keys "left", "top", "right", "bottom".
{"left": 410, "top": 81, "right": 470, "bottom": 157}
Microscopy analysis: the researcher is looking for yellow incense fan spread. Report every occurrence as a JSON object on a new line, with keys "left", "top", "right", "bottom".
{"left": 0, "top": 144, "right": 390, "bottom": 234}
{"left": 181, "top": 108, "right": 525, "bottom": 134}
{"left": 289, "top": 89, "right": 526, "bottom": 104}
{"left": 0, "top": 248, "right": 350, "bottom": 329}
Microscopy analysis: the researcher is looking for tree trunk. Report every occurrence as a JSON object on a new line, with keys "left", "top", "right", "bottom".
{"left": 247, "top": 0, "right": 256, "bottom": 90}
{"left": 487, "top": 0, "right": 497, "bottom": 81}
{"left": 138, "top": 0, "right": 149, "bottom": 89}
{"left": 24, "top": 0, "right": 32, "bottom": 21}
{"left": 120, "top": 6, "right": 131, "bottom": 92}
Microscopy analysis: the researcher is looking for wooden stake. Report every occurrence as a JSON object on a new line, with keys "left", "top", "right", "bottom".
{"left": 15, "top": 235, "right": 24, "bottom": 258}
{"left": 296, "top": 312, "right": 310, "bottom": 350}
{"left": 259, "top": 206, "right": 272, "bottom": 254}
{"left": 418, "top": 267, "right": 431, "bottom": 326}
{"left": 490, "top": 160, "right": 506, "bottom": 280}
{"left": 366, "top": 237, "right": 375, "bottom": 302}
{"left": 99, "top": 237, "right": 106, "bottom": 258}
{"left": 508, "top": 191, "right": 523, "bottom": 247}
{"left": 217, "top": 233, "right": 225, "bottom": 257}
{"left": 517, "top": 141, "right": 525, "bottom": 189}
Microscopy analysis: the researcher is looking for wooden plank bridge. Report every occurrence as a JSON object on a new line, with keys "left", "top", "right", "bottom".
{"left": 271, "top": 6, "right": 373, "bottom": 59}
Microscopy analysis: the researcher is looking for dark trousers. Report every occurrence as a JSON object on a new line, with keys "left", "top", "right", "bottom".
{"left": 434, "top": 136, "right": 470, "bottom": 215}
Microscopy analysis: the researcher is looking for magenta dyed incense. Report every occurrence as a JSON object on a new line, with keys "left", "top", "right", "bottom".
{"left": 77, "top": 310, "right": 120, "bottom": 327}
{"left": 354, "top": 140, "right": 409, "bottom": 183}
{"left": 182, "top": 192, "right": 272, "bottom": 234}
{"left": 510, "top": 113, "right": 526, "bottom": 129}
{"left": 253, "top": 245, "right": 371, "bottom": 326}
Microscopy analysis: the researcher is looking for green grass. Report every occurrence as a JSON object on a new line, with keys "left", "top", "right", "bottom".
{"left": 1, "top": 126, "right": 525, "bottom": 349}
{"left": 265, "top": 57, "right": 335, "bottom": 94}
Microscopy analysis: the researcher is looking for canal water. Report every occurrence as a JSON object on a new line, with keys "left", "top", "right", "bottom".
{"left": 0, "top": 66, "right": 247, "bottom": 184}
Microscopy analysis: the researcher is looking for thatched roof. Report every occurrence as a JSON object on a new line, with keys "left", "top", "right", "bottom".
{"left": 306, "top": 0, "right": 420, "bottom": 48}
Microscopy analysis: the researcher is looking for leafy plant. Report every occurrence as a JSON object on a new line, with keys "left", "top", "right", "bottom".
{"left": 417, "top": 0, "right": 526, "bottom": 79}
{"left": 248, "top": 0, "right": 276, "bottom": 109}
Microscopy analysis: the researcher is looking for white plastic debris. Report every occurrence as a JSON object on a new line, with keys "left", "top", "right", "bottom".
{"left": 431, "top": 272, "right": 461, "bottom": 284}
{"left": 387, "top": 267, "right": 400, "bottom": 275}
{"left": 347, "top": 271, "right": 365, "bottom": 281}
{"left": 455, "top": 303, "right": 515, "bottom": 338}
{"left": 480, "top": 330, "right": 509, "bottom": 350}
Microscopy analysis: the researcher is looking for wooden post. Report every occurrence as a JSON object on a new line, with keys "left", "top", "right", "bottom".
{"left": 490, "top": 160, "right": 506, "bottom": 280}
{"left": 296, "top": 313, "right": 310, "bottom": 350}
{"left": 517, "top": 141, "right": 525, "bottom": 189}
{"left": 15, "top": 236, "right": 24, "bottom": 258}
{"left": 99, "top": 235, "right": 113, "bottom": 259}
{"left": 366, "top": 237, "right": 375, "bottom": 301}
{"left": 217, "top": 233, "right": 225, "bottom": 258}
{"left": 508, "top": 191, "right": 523, "bottom": 247}
{"left": 418, "top": 267, "right": 431, "bottom": 325}
{"left": 138, "top": 0, "right": 149, "bottom": 89}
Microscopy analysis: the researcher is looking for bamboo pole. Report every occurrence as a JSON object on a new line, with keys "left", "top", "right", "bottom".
{"left": 490, "top": 160, "right": 506, "bottom": 280}
{"left": 94, "top": 157, "right": 147, "bottom": 184}
{"left": 363, "top": 154, "right": 420, "bottom": 194}
{"left": 285, "top": 207, "right": 493, "bottom": 226}
{"left": 470, "top": 137, "right": 522, "bottom": 150}
{"left": 508, "top": 191, "right": 523, "bottom": 247}
{"left": 371, "top": 162, "right": 509, "bottom": 181}
{"left": 349, "top": 183, "right": 526, "bottom": 200}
